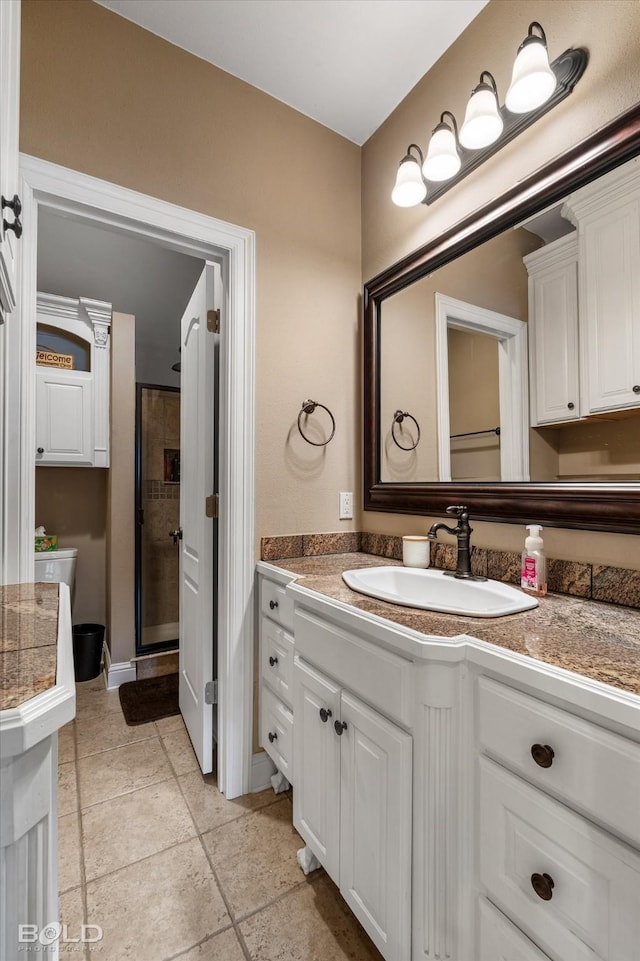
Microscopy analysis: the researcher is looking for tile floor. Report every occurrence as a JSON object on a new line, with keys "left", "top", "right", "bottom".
{"left": 58, "top": 677, "right": 383, "bottom": 961}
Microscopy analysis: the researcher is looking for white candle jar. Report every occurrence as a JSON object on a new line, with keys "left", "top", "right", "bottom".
{"left": 402, "top": 535, "right": 430, "bottom": 569}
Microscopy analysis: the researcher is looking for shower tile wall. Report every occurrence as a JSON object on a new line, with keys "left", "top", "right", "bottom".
{"left": 142, "top": 389, "right": 180, "bottom": 645}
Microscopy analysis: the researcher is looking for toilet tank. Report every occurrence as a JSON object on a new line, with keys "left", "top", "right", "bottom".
{"left": 34, "top": 548, "right": 78, "bottom": 597}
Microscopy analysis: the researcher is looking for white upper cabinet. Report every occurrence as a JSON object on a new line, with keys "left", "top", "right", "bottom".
{"left": 524, "top": 234, "right": 579, "bottom": 426}
{"left": 35, "top": 293, "right": 112, "bottom": 467}
{"left": 564, "top": 156, "right": 640, "bottom": 416}
{"left": 0, "top": 0, "right": 21, "bottom": 321}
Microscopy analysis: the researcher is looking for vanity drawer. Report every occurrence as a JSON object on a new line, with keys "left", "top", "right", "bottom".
{"left": 477, "top": 898, "right": 551, "bottom": 961}
{"left": 477, "top": 675, "right": 640, "bottom": 846}
{"left": 479, "top": 757, "right": 640, "bottom": 961}
{"left": 260, "top": 616, "right": 294, "bottom": 709}
{"left": 260, "top": 685, "right": 293, "bottom": 783}
{"left": 260, "top": 578, "right": 294, "bottom": 632}
{"left": 293, "top": 609, "right": 413, "bottom": 728}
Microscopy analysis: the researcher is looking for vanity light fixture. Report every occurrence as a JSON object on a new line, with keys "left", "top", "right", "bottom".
{"left": 423, "top": 112, "right": 461, "bottom": 182}
{"left": 459, "top": 72, "right": 503, "bottom": 150}
{"left": 391, "top": 23, "right": 588, "bottom": 207}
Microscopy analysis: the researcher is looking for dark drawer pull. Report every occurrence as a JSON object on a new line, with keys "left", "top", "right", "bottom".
{"left": 531, "top": 872, "right": 554, "bottom": 901}
{"left": 319, "top": 707, "right": 332, "bottom": 723}
{"left": 633, "top": 385, "right": 640, "bottom": 394}
{"left": 531, "top": 743, "right": 555, "bottom": 768}
{"left": 268, "top": 655, "right": 278, "bottom": 667}
{"left": 269, "top": 599, "right": 278, "bottom": 610}
{"left": 334, "top": 719, "right": 347, "bottom": 736}
{"left": 567, "top": 402, "right": 575, "bottom": 410}
{"left": 268, "top": 731, "right": 277, "bottom": 743}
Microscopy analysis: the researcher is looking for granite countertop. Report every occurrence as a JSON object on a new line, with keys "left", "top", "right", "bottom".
{"left": 262, "top": 553, "right": 640, "bottom": 697}
{"left": 0, "top": 583, "right": 59, "bottom": 710}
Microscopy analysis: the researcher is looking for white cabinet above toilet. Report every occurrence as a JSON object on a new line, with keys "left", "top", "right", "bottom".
{"left": 35, "top": 292, "right": 112, "bottom": 467}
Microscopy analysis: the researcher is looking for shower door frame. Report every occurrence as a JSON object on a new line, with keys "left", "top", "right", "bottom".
{"left": 135, "top": 382, "right": 181, "bottom": 657}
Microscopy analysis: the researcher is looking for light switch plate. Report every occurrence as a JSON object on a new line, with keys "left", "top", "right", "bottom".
{"left": 339, "top": 491, "right": 353, "bottom": 520}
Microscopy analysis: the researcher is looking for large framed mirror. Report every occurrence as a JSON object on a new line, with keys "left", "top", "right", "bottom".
{"left": 364, "top": 103, "right": 640, "bottom": 533}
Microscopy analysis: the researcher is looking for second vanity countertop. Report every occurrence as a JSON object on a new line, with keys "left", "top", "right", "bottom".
{"left": 0, "top": 582, "right": 60, "bottom": 711}
{"left": 258, "top": 553, "right": 640, "bottom": 698}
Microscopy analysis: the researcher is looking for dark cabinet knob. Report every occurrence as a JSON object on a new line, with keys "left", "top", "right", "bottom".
{"left": 269, "top": 599, "right": 278, "bottom": 610}
{"left": 37, "top": 447, "right": 44, "bottom": 454}
{"left": 319, "top": 707, "right": 333, "bottom": 723}
{"left": 633, "top": 385, "right": 640, "bottom": 394}
{"left": 531, "top": 743, "right": 555, "bottom": 768}
{"left": 334, "top": 719, "right": 347, "bottom": 736}
{"left": 531, "top": 872, "right": 554, "bottom": 901}
{"left": 268, "top": 655, "right": 278, "bottom": 667}
{"left": 2, "top": 194, "right": 21, "bottom": 217}
{"left": 567, "top": 402, "right": 575, "bottom": 410}
{"left": 268, "top": 731, "right": 277, "bottom": 743}
{"left": 2, "top": 194, "right": 22, "bottom": 239}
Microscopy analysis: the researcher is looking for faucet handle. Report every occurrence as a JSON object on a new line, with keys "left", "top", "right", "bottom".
{"left": 446, "top": 505, "right": 468, "bottom": 517}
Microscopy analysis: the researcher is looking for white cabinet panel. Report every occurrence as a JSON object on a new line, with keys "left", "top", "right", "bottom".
{"left": 260, "top": 616, "right": 294, "bottom": 709}
{"left": 479, "top": 757, "right": 640, "bottom": 961}
{"left": 36, "top": 370, "right": 93, "bottom": 465}
{"left": 260, "top": 685, "right": 294, "bottom": 783}
{"left": 293, "top": 656, "right": 341, "bottom": 883}
{"left": 477, "top": 898, "right": 552, "bottom": 961}
{"left": 0, "top": 0, "right": 20, "bottom": 321}
{"left": 340, "top": 690, "right": 412, "bottom": 961}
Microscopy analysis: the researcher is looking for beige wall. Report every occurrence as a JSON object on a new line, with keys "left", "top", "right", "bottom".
{"left": 362, "top": 0, "right": 640, "bottom": 569}
{"left": 35, "top": 467, "right": 107, "bottom": 623}
{"left": 21, "top": 0, "right": 362, "bottom": 547}
{"left": 106, "top": 313, "right": 136, "bottom": 664}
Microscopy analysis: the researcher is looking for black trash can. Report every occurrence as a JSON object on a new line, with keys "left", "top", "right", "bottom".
{"left": 72, "top": 623, "right": 105, "bottom": 682}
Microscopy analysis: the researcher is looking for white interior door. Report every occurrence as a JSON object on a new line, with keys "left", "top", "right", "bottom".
{"left": 179, "top": 262, "right": 218, "bottom": 773}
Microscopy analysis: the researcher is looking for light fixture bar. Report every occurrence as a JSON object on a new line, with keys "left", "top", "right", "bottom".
{"left": 421, "top": 46, "right": 587, "bottom": 205}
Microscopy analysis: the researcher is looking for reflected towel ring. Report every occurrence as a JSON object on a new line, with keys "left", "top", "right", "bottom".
{"left": 392, "top": 410, "right": 421, "bottom": 451}
{"left": 298, "top": 399, "right": 336, "bottom": 447}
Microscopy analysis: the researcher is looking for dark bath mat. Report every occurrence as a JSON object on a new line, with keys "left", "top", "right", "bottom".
{"left": 119, "top": 672, "right": 180, "bottom": 725}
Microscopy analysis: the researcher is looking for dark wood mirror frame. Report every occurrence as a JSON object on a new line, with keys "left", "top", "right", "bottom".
{"left": 364, "top": 102, "right": 640, "bottom": 534}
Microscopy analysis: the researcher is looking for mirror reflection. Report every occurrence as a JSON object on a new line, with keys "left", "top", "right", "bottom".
{"left": 379, "top": 155, "right": 640, "bottom": 485}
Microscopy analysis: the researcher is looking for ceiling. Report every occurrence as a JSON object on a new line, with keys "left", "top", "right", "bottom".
{"left": 37, "top": 208, "right": 204, "bottom": 352}
{"left": 95, "top": 0, "right": 489, "bottom": 145}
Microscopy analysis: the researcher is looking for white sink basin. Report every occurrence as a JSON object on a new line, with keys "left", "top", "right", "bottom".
{"left": 342, "top": 566, "right": 538, "bottom": 618}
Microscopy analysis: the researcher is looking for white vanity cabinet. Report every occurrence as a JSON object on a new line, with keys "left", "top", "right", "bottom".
{"left": 524, "top": 235, "right": 580, "bottom": 427}
{"left": 293, "top": 621, "right": 412, "bottom": 961}
{"left": 258, "top": 568, "right": 296, "bottom": 785}
{"left": 35, "top": 293, "right": 111, "bottom": 467}
{"left": 474, "top": 672, "right": 640, "bottom": 961}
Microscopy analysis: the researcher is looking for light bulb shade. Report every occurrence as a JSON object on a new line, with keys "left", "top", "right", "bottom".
{"left": 391, "top": 157, "right": 427, "bottom": 206}
{"left": 459, "top": 86, "right": 504, "bottom": 149}
{"left": 423, "top": 125, "right": 461, "bottom": 182}
{"left": 505, "top": 38, "right": 556, "bottom": 113}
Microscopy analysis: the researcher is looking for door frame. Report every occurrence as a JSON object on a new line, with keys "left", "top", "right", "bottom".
{"left": 11, "top": 154, "right": 256, "bottom": 800}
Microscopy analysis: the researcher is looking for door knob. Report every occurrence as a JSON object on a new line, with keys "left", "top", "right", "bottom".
{"left": 169, "top": 528, "right": 183, "bottom": 545}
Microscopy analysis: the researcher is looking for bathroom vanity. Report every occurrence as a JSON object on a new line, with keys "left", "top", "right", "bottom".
{"left": 257, "top": 555, "right": 640, "bottom": 961}
{"left": 0, "top": 582, "right": 76, "bottom": 960}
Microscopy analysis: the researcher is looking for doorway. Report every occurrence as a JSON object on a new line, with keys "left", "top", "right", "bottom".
{"left": 15, "top": 154, "right": 256, "bottom": 798}
{"left": 136, "top": 384, "right": 181, "bottom": 656}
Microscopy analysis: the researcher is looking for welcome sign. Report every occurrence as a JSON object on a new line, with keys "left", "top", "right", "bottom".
{"left": 36, "top": 350, "right": 74, "bottom": 369}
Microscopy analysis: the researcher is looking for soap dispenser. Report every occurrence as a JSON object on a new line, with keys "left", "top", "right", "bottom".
{"left": 521, "top": 525, "right": 547, "bottom": 597}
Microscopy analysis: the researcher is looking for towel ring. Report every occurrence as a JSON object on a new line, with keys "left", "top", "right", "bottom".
{"left": 391, "top": 410, "right": 421, "bottom": 451}
{"left": 297, "top": 399, "right": 336, "bottom": 447}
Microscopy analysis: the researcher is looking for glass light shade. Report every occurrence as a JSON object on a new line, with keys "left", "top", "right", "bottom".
{"left": 422, "top": 125, "right": 461, "bottom": 182}
{"left": 391, "top": 157, "right": 427, "bottom": 207}
{"left": 505, "top": 39, "right": 557, "bottom": 113}
{"left": 459, "top": 87, "right": 503, "bottom": 150}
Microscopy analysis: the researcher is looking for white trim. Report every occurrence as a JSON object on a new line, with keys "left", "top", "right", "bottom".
{"left": 10, "top": 155, "right": 256, "bottom": 800}
{"left": 251, "top": 750, "right": 277, "bottom": 793}
{"left": 102, "top": 642, "right": 136, "bottom": 690}
{"left": 434, "top": 293, "right": 529, "bottom": 482}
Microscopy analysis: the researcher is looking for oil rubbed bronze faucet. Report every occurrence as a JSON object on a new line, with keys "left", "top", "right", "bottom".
{"left": 427, "top": 505, "right": 486, "bottom": 580}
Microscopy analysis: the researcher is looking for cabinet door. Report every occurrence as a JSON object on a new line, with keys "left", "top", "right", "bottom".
{"left": 580, "top": 201, "right": 640, "bottom": 414}
{"left": 0, "top": 0, "right": 20, "bottom": 321}
{"left": 36, "top": 369, "right": 94, "bottom": 465}
{"left": 529, "top": 262, "right": 580, "bottom": 425}
{"left": 340, "top": 691, "right": 412, "bottom": 961}
{"left": 293, "top": 657, "right": 341, "bottom": 883}
{"left": 477, "top": 898, "right": 552, "bottom": 961}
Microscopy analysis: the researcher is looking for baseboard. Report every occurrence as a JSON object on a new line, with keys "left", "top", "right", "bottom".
{"left": 250, "top": 750, "right": 276, "bottom": 793}
{"left": 103, "top": 642, "right": 136, "bottom": 690}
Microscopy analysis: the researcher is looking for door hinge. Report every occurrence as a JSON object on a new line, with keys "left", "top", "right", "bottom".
{"left": 205, "top": 494, "right": 219, "bottom": 518}
{"left": 205, "top": 679, "right": 218, "bottom": 705}
{"left": 207, "top": 309, "right": 220, "bottom": 333}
